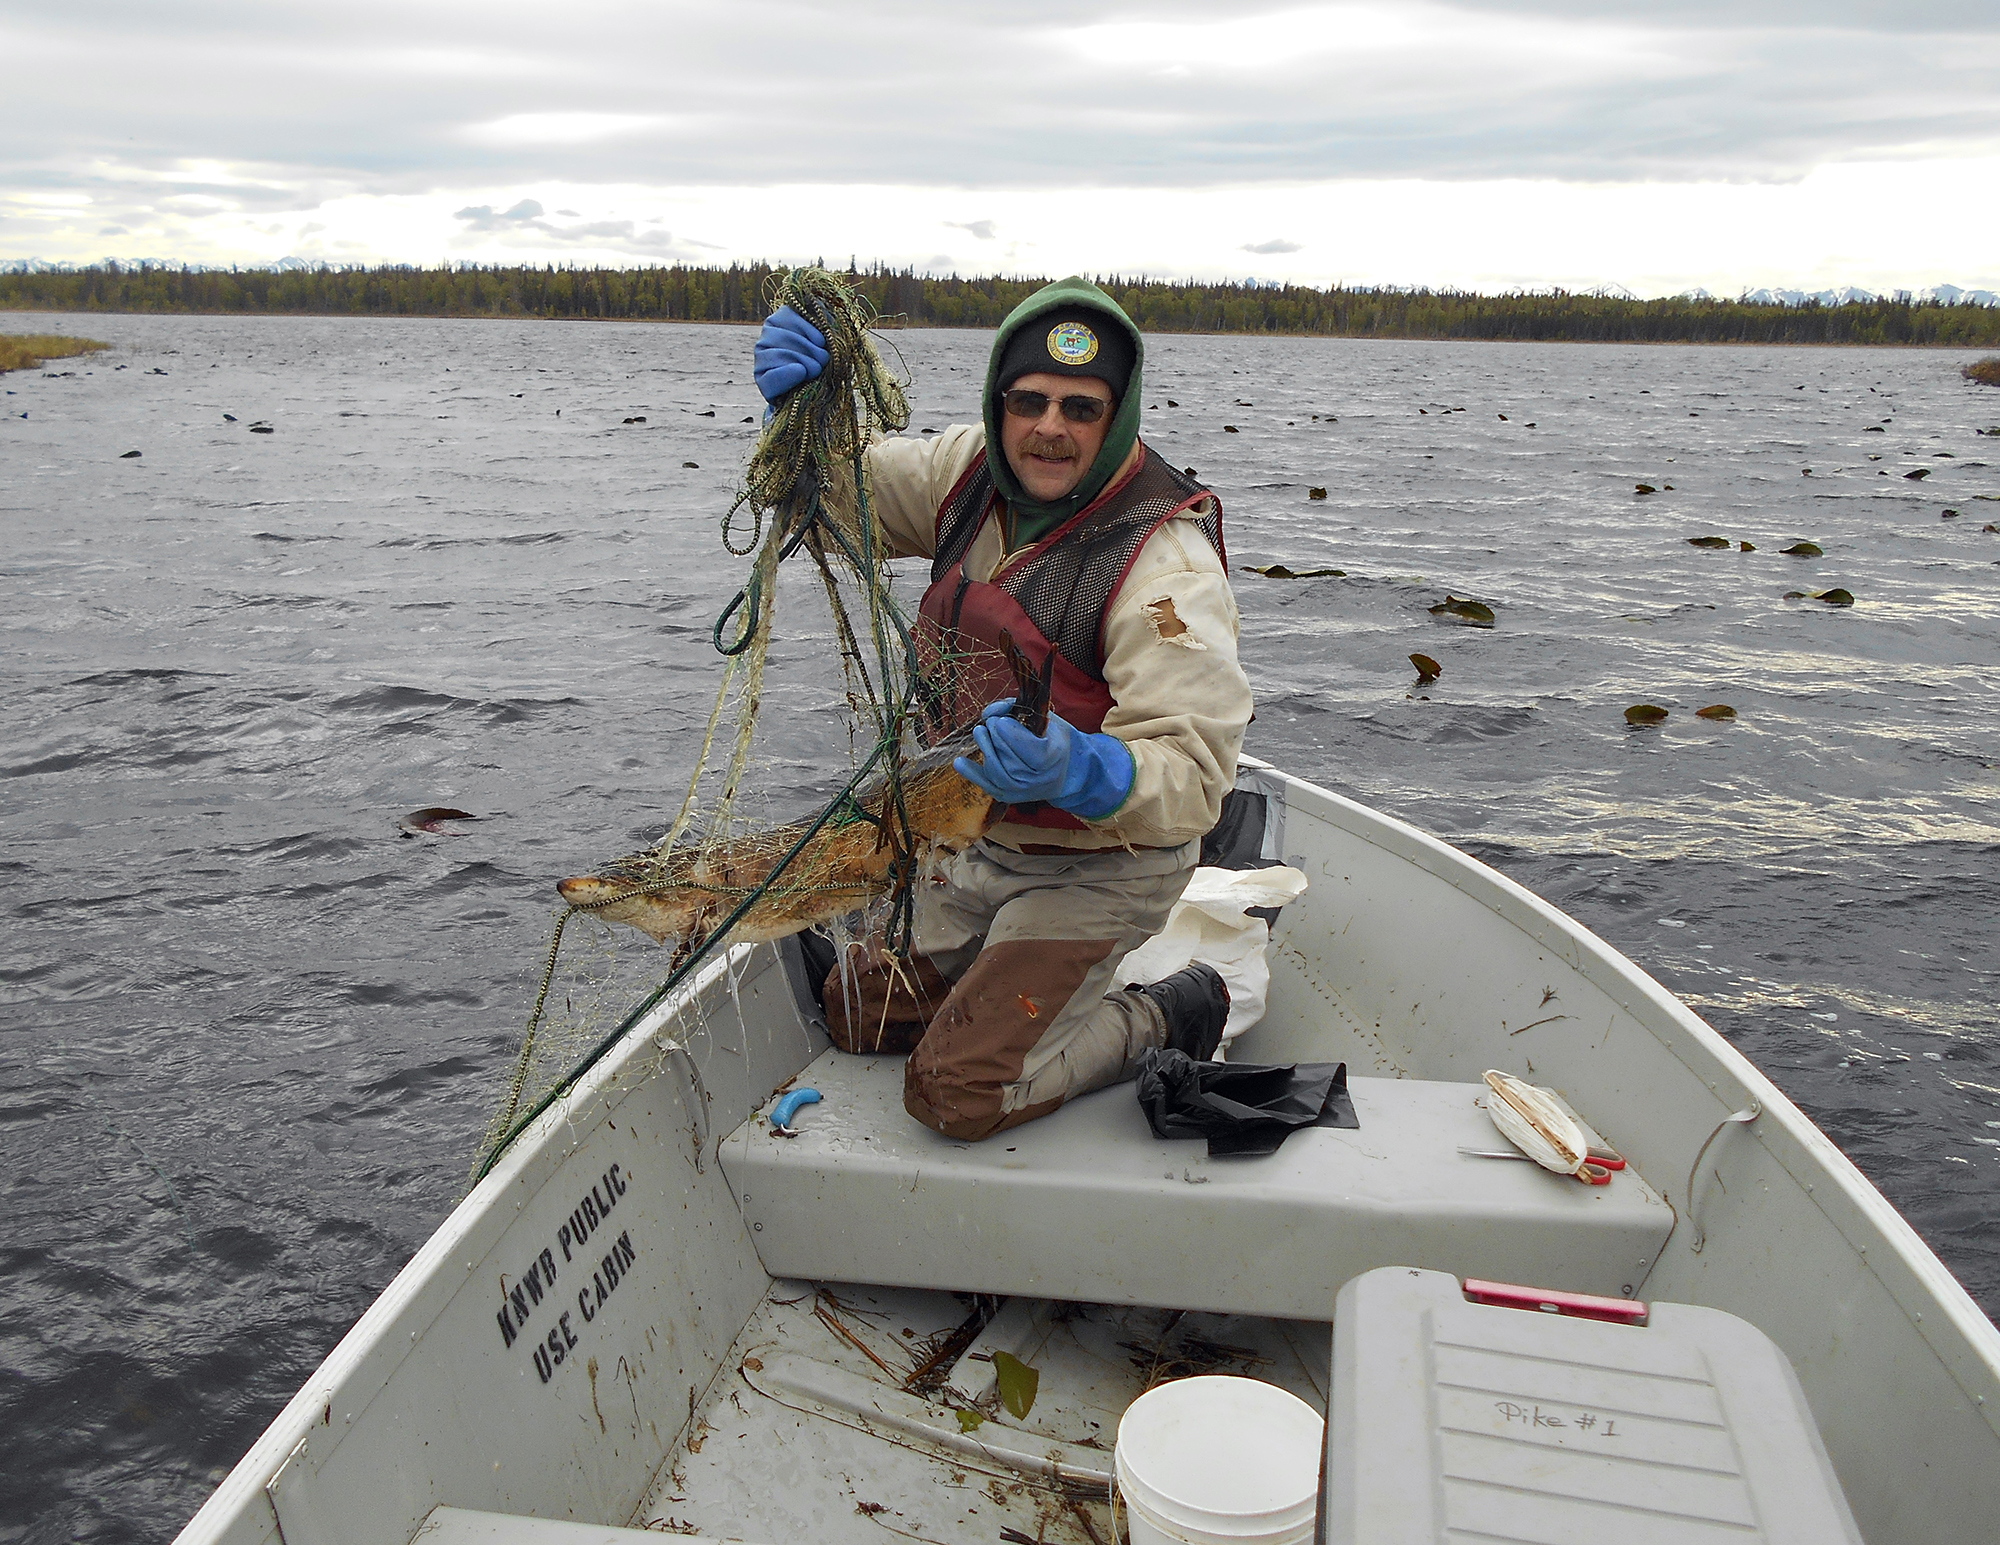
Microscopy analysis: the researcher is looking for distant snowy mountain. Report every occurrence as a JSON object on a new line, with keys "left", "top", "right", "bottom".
{"left": 1738, "top": 283, "right": 1995, "bottom": 307}
{"left": 1678, "top": 287, "right": 1715, "bottom": 300}
{"left": 1924, "top": 284, "right": 2000, "bottom": 306}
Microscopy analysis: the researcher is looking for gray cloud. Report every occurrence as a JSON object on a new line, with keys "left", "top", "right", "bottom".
{"left": 946, "top": 220, "right": 998, "bottom": 239}
{"left": 453, "top": 198, "right": 545, "bottom": 230}
{"left": 1242, "top": 239, "right": 1302, "bottom": 254}
{"left": 444, "top": 199, "right": 716, "bottom": 256}
{"left": 2, "top": 0, "right": 1996, "bottom": 222}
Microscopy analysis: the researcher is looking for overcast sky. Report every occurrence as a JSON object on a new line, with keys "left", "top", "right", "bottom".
{"left": 4, "top": 0, "right": 1997, "bottom": 295}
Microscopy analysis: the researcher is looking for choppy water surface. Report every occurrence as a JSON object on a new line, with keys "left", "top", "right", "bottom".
{"left": 3, "top": 313, "right": 1997, "bottom": 1542}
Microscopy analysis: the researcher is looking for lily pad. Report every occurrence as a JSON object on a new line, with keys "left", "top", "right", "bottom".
{"left": 1686, "top": 535, "right": 1731, "bottom": 549}
{"left": 1410, "top": 653, "right": 1442, "bottom": 682}
{"left": 1635, "top": 483, "right": 1658, "bottom": 495}
{"left": 1625, "top": 704, "right": 1669, "bottom": 725}
{"left": 1307, "top": 487, "right": 1327, "bottom": 500}
{"left": 1812, "top": 588, "right": 1855, "bottom": 606}
{"left": 398, "top": 806, "right": 478, "bottom": 835}
{"left": 992, "top": 1351, "right": 1039, "bottom": 1420}
{"left": 1780, "top": 542, "right": 1823, "bottom": 557}
{"left": 1905, "top": 468, "right": 1930, "bottom": 480}
{"left": 1243, "top": 563, "right": 1345, "bottom": 579}
{"left": 1695, "top": 704, "right": 1738, "bottom": 720}
{"left": 1739, "top": 541, "right": 1756, "bottom": 552}
{"left": 1429, "top": 595, "right": 1496, "bottom": 626}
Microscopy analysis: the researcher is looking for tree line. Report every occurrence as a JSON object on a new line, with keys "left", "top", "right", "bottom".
{"left": 5, "top": 261, "right": 1998, "bottom": 347}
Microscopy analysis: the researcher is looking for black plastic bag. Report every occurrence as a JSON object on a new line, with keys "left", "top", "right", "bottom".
{"left": 1133, "top": 1048, "right": 1358, "bottom": 1158}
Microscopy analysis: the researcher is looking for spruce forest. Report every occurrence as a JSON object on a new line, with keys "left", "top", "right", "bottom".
{"left": 5, "top": 261, "right": 1998, "bottom": 347}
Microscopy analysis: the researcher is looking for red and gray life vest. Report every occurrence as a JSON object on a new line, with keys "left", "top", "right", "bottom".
{"left": 912, "top": 443, "right": 1225, "bottom": 831}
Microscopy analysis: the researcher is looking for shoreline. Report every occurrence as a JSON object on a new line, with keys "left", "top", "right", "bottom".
{"left": 2, "top": 306, "right": 1994, "bottom": 351}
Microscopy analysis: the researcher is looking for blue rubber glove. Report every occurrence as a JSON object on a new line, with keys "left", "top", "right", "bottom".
{"left": 954, "top": 699, "right": 1135, "bottom": 822}
{"left": 753, "top": 306, "right": 829, "bottom": 403}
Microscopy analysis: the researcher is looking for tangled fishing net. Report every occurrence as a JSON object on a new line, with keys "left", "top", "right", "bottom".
{"left": 475, "top": 267, "right": 953, "bottom": 1178}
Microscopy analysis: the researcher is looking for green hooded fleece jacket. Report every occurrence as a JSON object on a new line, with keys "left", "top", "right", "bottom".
{"left": 980, "top": 277, "right": 1146, "bottom": 545}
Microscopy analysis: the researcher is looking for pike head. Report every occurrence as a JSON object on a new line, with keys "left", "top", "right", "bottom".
{"left": 552, "top": 874, "right": 707, "bottom": 945}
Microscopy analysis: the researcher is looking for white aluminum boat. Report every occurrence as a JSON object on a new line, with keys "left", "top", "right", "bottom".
{"left": 174, "top": 760, "right": 2000, "bottom": 1545}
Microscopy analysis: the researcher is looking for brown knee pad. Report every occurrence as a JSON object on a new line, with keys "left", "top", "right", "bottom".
{"left": 903, "top": 937, "right": 1114, "bottom": 1140}
{"left": 824, "top": 943, "right": 955, "bottom": 1055}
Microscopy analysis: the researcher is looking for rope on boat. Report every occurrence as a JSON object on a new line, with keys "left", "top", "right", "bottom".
{"left": 476, "top": 267, "right": 928, "bottom": 1182}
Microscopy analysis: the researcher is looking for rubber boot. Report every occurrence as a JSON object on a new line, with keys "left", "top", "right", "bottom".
{"left": 1137, "top": 962, "right": 1230, "bottom": 1062}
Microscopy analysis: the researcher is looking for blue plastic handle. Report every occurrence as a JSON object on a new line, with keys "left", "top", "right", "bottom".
{"left": 771, "top": 1088, "right": 822, "bottom": 1131}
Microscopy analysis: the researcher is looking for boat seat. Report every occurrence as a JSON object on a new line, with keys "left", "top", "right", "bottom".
{"left": 717, "top": 1050, "right": 1672, "bottom": 1320}
{"left": 413, "top": 1507, "right": 749, "bottom": 1544}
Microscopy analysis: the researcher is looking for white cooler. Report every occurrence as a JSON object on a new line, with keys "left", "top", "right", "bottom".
{"left": 1323, "top": 1267, "right": 1863, "bottom": 1544}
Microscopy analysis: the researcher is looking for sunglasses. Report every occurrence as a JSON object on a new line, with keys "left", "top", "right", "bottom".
{"left": 1001, "top": 389, "right": 1112, "bottom": 425}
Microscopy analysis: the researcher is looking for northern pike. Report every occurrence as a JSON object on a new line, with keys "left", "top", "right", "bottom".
{"left": 554, "top": 735, "right": 999, "bottom": 947}
{"left": 557, "top": 640, "right": 1053, "bottom": 949}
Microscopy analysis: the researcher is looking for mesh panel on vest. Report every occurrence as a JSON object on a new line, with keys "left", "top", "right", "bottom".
{"left": 929, "top": 447, "right": 1225, "bottom": 679}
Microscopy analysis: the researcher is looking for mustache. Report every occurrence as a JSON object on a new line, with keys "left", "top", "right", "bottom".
{"left": 1019, "top": 433, "right": 1077, "bottom": 459}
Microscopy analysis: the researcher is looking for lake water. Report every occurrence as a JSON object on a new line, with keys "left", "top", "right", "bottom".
{"left": 3, "top": 311, "right": 1997, "bottom": 1543}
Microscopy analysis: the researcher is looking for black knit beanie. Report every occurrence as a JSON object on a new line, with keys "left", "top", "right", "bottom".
{"left": 995, "top": 305, "right": 1137, "bottom": 399}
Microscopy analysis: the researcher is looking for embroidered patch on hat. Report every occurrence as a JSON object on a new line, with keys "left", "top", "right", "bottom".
{"left": 1047, "top": 321, "right": 1100, "bottom": 366}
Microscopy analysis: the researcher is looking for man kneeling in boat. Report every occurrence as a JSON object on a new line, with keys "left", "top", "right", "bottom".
{"left": 754, "top": 278, "right": 1253, "bottom": 1139}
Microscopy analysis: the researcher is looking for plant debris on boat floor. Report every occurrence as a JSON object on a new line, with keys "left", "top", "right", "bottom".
{"left": 637, "top": 1280, "right": 1327, "bottom": 1545}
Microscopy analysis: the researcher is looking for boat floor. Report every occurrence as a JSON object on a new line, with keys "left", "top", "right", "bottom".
{"left": 633, "top": 1279, "right": 1330, "bottom": 1544}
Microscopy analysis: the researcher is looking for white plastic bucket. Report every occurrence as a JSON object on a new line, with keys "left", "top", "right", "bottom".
{"left": 1114, "top": 1375, "right": 1324, "bottom": 1545}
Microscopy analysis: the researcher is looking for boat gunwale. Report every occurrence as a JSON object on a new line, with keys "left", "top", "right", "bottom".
{"left": 178, "top": 760, "right": 2000, "bottom": 1542}
{"left": 1238, "top": 753, "right": 2000, "bottom": 1434}
{"left": 172, "top": 942, "right": 767, "bottom": 1545}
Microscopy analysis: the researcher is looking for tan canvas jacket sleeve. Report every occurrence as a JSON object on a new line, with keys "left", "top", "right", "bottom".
{"left": 1039, "top": 505, "right": 1249, "bottom": 851}
{"left": 863, "top": 424, "right": 985, "bottom": 559}
{"left": 864, "top": 426, "right": 1252, "bottom": 851}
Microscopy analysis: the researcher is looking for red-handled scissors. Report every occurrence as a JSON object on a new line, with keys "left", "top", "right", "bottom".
{"left": 1457, "top": 1147, "right": 1620, "bottom": 1185}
